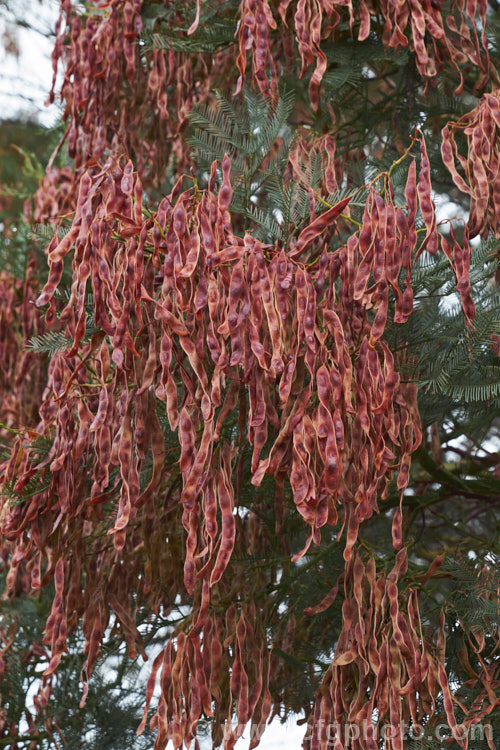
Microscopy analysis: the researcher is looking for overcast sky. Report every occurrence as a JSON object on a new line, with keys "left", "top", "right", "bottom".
{"left": 0, "top": 0, "right": 60, "bottom": 125}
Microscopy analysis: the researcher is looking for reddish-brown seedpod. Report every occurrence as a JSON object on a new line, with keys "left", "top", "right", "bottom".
{"left": 442, "top": 91, "right": 500, "bottom": 238}
{"left": 304, "top": 550, "right": 478, "bottom": 750}
{"left": 0, "top": 0, "right": 496, "bottom": 733}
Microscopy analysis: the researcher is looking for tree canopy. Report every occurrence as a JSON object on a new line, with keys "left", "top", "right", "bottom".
{"left": 0, "top": 0, "right": 499, "bottom": 748}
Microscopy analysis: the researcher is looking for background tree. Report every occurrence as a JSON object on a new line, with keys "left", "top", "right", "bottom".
{"left": 0, "top": 1, "right": 500, "bottom": 748}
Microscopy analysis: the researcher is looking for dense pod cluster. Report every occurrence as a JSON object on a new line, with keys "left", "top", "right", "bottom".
{"left": 47, "top": 0, "right": 498, "bottom": 175}
{"left": 235, "top": 0, "right": 495, "bottom": 108}
{"left": 441, "top": 90, "right": 500, "bottom": 239}
{"left": 29, "top": 150, "right": 436, "bottom": 579}
{"left": 0, "top": 0, "right": 499, "bottom": 747}
{"left": 305, "top": 550, "right": 496, "bottom": 750}
{"left": 1, "top": 143, "right": 491, "bottom": 746}
{"left": 0, "top": 255, "right": 51, "bottom": 743}
{"left": 49, "top": 0, "right": 233, "bottom": 180}
{"left": 0, "top": 260, "right": 46, "bottom": 444}
{"left": 27, "top": 165, "right": 78, "bottom": 227}
{"left": 138, "top": 528, "right": 276, "bottom": 750}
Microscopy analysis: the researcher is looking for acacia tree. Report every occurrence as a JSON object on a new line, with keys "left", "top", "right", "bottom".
{"left": 0, "top": 0, "right": 500, "bottom": 748}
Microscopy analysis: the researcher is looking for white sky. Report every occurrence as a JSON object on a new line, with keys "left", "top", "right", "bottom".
{"left": 0, "top": 0, "right": 60, "bottom": 125}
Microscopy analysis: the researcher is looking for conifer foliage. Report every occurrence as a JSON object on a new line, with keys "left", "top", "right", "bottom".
{"left": 0, "top": 0, "right": 500, "bottom": 748}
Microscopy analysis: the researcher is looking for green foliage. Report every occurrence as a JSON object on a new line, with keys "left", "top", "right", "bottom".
{"left": 0, "top": 222, "right": 33, "bottom": 280}
{"left": 25, "top": 330, "right": 74, "bottom": 356}
{"left": 140, "top": 0, "right": 239, "bottom": 54}
{"left": 188, "top": 89, "right": 298, "bottom": 240}
{"left": 393, "top": 239, "right": 500, "bottom": 406}
{"left": 445, "top": 555, "right": 500, "bottom": 632}
{"left": 0, "top": 576, "right": 156, "bottom": 749}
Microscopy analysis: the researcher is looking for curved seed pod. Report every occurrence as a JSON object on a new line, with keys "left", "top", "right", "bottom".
{"left": 304, "top": 585, "right": 339, "bottom": 616}
{"left": 290, "top": 196, "right": 352, "bottom": 259}
{"left": 441, "top": 92, "right": 500, "bottom": 238}
{"left": 210, "top": 459, "right": 236, "bottom": 586}
{"left": 416, "top": 134, "right": 438, "bottom": 255}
